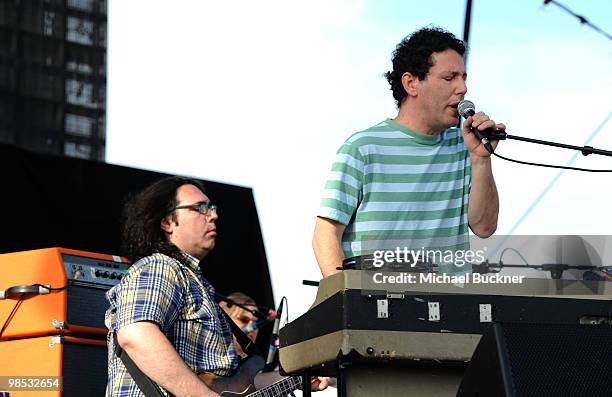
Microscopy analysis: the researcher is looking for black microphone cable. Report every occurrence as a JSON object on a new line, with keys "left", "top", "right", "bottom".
{"left": 491, "top": 152, "right": 612, "bottom": 172}
{"left": 458, "top": 100, "right": 612, "bottom": 172}
{"left": 266, "top": 296, "right": 287, "bottom": 369}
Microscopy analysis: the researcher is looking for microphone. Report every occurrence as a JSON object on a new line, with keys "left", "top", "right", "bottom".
{"left": 216, "top": 292, "right": 276, "bottom": 320}
{"left": 266, "top": 300, "right": 283, "bottom": 366}
{"left": 254, "top": 308, "right": 277, "bottom": 321}
{"left": 457, "top": 100, "right": 497, "bottom": 154}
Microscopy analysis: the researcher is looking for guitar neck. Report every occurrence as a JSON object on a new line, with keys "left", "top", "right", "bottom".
{"left": 248, "top": 376, "right": 302, "bottom": 397}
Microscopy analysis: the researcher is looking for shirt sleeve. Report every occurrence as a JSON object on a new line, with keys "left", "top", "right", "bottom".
{"left": 317, "top": 140, "right": 365, "bottom": 225}
{"left": 114, "top": 256, "right": 184, "bottom": 333}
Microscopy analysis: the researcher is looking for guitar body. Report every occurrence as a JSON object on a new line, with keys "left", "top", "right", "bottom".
{"left": 199, "top": 355, "right": 302, "bottom": 397}
{"left": 199, "top": 355, "right": 264, "bottom": 396}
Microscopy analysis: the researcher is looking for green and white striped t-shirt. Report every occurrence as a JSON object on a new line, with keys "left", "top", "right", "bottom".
{"left": 318, "top": 119, "right": 472, "bottom": 272}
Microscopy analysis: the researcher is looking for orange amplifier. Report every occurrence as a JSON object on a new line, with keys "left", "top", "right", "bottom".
{"left": 0, "top": 248, "right": 130, "bottom": 340}
{"left": 0, "top": 334, "right": 108, "bottom": 396}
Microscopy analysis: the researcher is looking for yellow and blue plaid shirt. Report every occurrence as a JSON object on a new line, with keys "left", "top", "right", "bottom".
{"left": 105, "top": 252, "right": 238, "bottom": 396}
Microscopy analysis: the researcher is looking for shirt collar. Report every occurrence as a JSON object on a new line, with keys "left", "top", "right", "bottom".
{"left": 180, "top": 252, "right": 201, "bottom": 272}
{"left": 386, "top": 118, "right": 443, "bottom": 145}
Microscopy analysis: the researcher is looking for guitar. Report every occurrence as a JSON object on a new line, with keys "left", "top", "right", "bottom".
{"left": 199, "top": 355, "right": 302, "bottom": 397}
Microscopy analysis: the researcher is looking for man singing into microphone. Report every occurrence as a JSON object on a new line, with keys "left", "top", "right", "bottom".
{"left": 313, "top": 26, "right": 505, "bottom": 276}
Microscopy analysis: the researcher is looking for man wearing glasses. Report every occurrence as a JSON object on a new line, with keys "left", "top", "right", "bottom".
{"left": 105, "top": 176, "right": 233, "bottom": 396}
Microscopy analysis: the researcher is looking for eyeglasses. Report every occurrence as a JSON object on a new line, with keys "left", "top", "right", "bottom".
{"left": 171, "top": 201, "right": 217, "bottom": 216}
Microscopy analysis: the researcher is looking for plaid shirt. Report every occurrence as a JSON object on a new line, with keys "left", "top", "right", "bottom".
{"left": 105, "top": 252, "right": 237, "bottom": 396}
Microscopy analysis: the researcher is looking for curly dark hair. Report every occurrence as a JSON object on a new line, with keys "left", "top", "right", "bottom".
{"left": 121, "top": 176, "right": 206, "bottom": 263}
{"left": 385, "top": 26, "right": 466, "bottom": 108}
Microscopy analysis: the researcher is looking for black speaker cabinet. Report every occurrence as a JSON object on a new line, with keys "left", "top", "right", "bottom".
{"left": 457, "top": 322, "right": 612, "bottom": 397}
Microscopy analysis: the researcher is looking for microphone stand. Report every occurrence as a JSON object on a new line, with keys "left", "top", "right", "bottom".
{"left": 214, "top": 292, "right": 274, "bottom": 320}
{"left": 473, "top": 261, "right": 597, "bottom": 279}
{"left": 485, "top": 131, "right": 612, "bottom": 158}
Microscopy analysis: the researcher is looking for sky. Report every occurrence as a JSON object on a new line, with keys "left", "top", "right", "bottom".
{"left": 107, "top": 1, "right": 611, "bottom": 386}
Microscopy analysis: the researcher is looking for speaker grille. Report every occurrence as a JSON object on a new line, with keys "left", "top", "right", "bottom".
{"left": 67, "top": 284, "right": 109, "bottom": 329}
{"left": 63, "top": 340, "right": 108, "bottom": 396}
{"left": 499, "top": 323, "right": 612, "bottom": 397}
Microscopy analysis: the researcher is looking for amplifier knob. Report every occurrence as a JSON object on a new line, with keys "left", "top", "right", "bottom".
{"left": 110, "top": 273, "right": 116, "bottom": 279}
{"left": 103, "top": 271, "right": 110, "bottom": 278}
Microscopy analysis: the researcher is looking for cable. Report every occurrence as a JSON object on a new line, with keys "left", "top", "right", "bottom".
{"left": 499, "top": 248, "right": 530, "bottom": 266}
{"left": 31, "top": 283, "right": 67, "bottom": 291}
{"left": 281, "top": 296, "right": 289, "bottom": 324}
{"left": 492, "top": 152, "right": 612, "bottom": 172}
{"left": 265, "top": 296, "right": 288, "bottom": 370}
{"left": 542, "top": 0, "right": 612, "bottom": 41}
{"left": 0, "top": 293, "right": 25, "bottom": 338}
{"left": 0, "top": 283, "right": 67, "bottom": 338}
{"left": 504, "top": 111, "right": 612, "bottom": 237}
{"left": 0, "top": 283, "right": 68, "bottom": 299}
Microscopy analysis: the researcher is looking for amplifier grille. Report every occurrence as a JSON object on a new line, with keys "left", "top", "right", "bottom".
{"left": 66, "top": 284, "right": 110, "bottom": 329}
{"left": 63, "top": 340, "right": 108, "bottom": 396}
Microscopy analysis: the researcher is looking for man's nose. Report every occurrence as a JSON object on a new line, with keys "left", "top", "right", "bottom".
{"left": 207, "top": 210, "right": 219, "bottom": 221}
{"left": 457, "top": 79, "right": 467, "bottom": 95}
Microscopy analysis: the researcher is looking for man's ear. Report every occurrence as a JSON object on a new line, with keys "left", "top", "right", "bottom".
{"left": 401, "top": 72, "right": 419, "bottom": 97}
{"left": 160, "top": 216, "right": 174, "bottom": 233}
